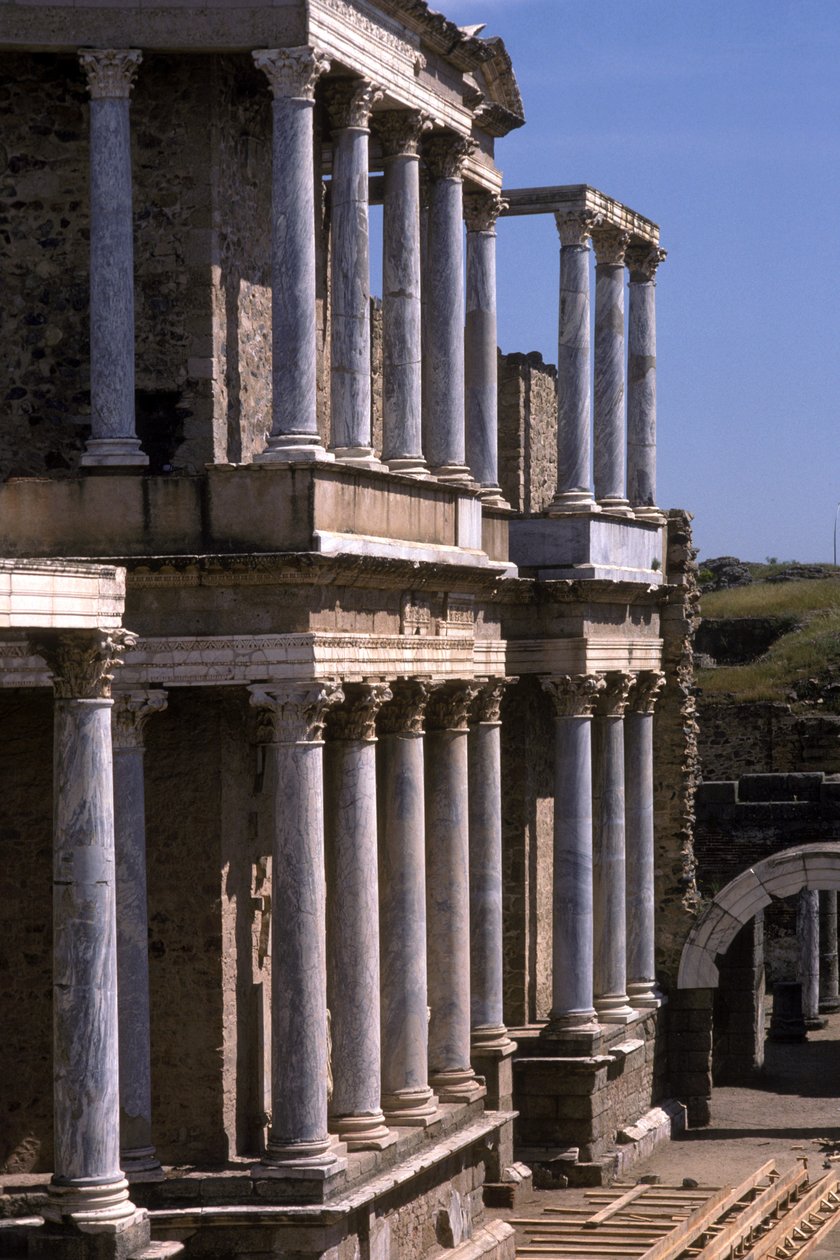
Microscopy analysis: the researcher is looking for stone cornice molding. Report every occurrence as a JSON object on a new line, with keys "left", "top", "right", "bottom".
{"left": 425, "top": 680, "right": 481, "bottom": 732}
{"left": 377, "top": 679, "right": 431, "bottom": 736}
{"left": 592, "top": 226, "right": 631, "bottom": 267}
{"left": 375, "top": 109, "right": 433, "bottom": 158}
{"left": 31, "top": 628, "right": 137, "bottom": 700}
{"left": 326, "top": 681, "right": 392, "bottom": 742}
{"left": 469, "top": 676, "right": 515, "bottom": 725}
{"left": 249, "top": 681, "right": 344, "bottom": 744}
{"left": 626, "top": 243, "right": 667, "bottom": 283}
{"left": 111, "top": 688, "right": 168, "bottom": 750}
{"left": 324, "top": 76, "right": 384, "bottom": 130}
{"left": 463, "top": 190, "right": 508, "bottom": 234}
{"left": 541, "top": 673, "right": 605, "bottom": 718}
{"left": 594, "top": 670, "right": 634, "bottom": 718}
{"left": 424, "top": 133, "right": 476, "bottom": 181}
{"left": 78, "top": 49, "right": 142, "bottom": 100}
{"left": 554, "top": 209, "right": 599, "bottom": 248}
{"left": 628, "top": 670, "right": 666, "bottom": 715}
{"left": 252, "top": 47, "right": 331, "bottom": 101}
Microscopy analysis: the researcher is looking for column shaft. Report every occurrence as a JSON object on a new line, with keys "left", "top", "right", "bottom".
{"left": 550, "top": 213, "right": 595, "bottom": 513}
{"left": 592, "top": 229, "right": 632, "bottom": 514}
{"left": 465, "top": 193, "right": 506, "bottom": 503}
{"left": 819, "top": 890, "right": 840, "bottom": 1013}
{"left": 624, "top": 673, "right": 665, "bottom": 1007}
{"left": 798, "top": 888, "right": 822, "bottom": 1027}
{"left": 627, "top": 244, "right": 666, "bottom": 519}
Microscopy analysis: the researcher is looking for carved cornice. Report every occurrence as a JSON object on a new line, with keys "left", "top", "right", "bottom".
{"left": 470, "top": 677, "right": 515, "bottom": 725}
{"left": 324, "top": 77, "right": 383, "bottom": 130}
{"left": 541, "top": 673, "right": 605, "bottom": 718}
{"left": 249, "top": 682, "right": 344, "bottom": 743}
{"left": 31, "top": 629, "right": 137, "bottom": 700}
{"left": 628, "top": 670, "right": 666, "bottom": 715}
{"left": 626, "top": 243, "right": 667, "bottom": 282}
{"left": 423, "top": 133, "right": 476, "bottom": 180}
{"left": 377, "top": 679, "right": 431, "bottom": 736}
{"left": 592, "top": 226, "right": 631, "bottom": 267}
{"left": 554, "top": 209, "right": 598, "bottom": 249}
{"left": 78, "top": 49, "right": 142, "bottom": 100}
{"left": 112, "top": 689, "right": 168, "bottom": 749}
{"left": 252, "top": 47, "right": 331, "bottom": 101}
{"left": 426, "top": 680, "right": 481, "bottom": 732}
{"left": 375, "top": 109, "right": 433, "bottom": 158}
{"left": 463, "top": 190, "right": 508, "bottom": 234}
{"left": 326, "top": 681, "right": 392, "bottom": 742}
{"left": 594, "top": 671, "right": 634, "bottom": 718}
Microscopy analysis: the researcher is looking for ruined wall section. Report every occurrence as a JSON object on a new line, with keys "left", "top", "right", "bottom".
{"left": 698, "top": 699, "right": 840, "bottom": 781}
{"left": 497, "top": 351, "right": 556, "bottom": 513}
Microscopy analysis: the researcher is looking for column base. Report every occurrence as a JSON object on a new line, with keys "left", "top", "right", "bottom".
{"left": 331, "top": 446, "right": 385, "bottom": 470}
{"left": 541, "top": 1009, "right": 600, "bottom": 1037}
{"left": 546, "top": 490, "right": 599, "bottom": 515}
{"left": 253, "top": 1134, "right": 348, "bottom": 1179}
{"left": 120, "top": 1146, "right": 164, "bottom": 1183}
{"left": 805, "top": 1015, "right": 829, "bottom": 1031}
{"left": 627, "top": 981, "right": 662, "bottom": 1009}
{"left": 431, "top": 463, "right": 475, "bottom": 487}
{"left": 80, "top": 438, "right": 148, "bottom": 469}
{"left": 329, "top": 1110, "right": 397, "bottom": 1152}
{"left": 595, "top": 996, "right": 638, "bottom": 1025}
{"left": 633, "top": 505, "right": 667, "bottom": 524}
{"left": 819, "top": 996, "right": 840, "bottom": 1013}
{"left": 477, "top": 484, "right": 511, "bottom": 509}
{"left": 471, "top": 1028, "right": 517, "bottom": 1110}
{"left": 470, "top": 1024, "right": 516, "bottom": 1054}
{"left": 382, "top": 1085, "right": 439, "bottom": 1127}
{"left": 430, "top": 1067, "right": 487, "bottom": 1103}
{"left": 253, "top": 436, "right": 334, "bottom": 464}
{"left": 386, "top": 455, "right": 430, "bottom": 477}
{"left": 42, "top": 1176, "right": 138, "bottom": 1232}
{"left": 596, "top": 496, "right": 635, "bottom": 517}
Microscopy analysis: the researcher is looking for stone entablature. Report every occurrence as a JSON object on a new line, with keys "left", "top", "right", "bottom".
{"left": 502, "top": 184, "right": 659, "bottom": 244}
{"left": 0, "top": 560, "right": 124, "bottom": 630}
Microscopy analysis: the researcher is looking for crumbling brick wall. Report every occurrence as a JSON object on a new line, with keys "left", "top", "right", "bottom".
{"left": 497, "top": 351, "right": 556, "bottom": 513}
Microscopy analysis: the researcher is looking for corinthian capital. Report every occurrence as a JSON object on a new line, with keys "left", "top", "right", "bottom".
{"left": 592, "top": 226, "right": 631, "bottom": 267}
{"left": 426, "top": 680, "right": 481, "bottom": 732}
{"left": 252, "top": 47, "right": 331, "bottom": 101}
{"left": 375, "top": 109, "right": 433, "bottom": 158}
{"left": 377, "top": 679, "right": 431, "bottom": 736}
{"left": 470, "top": 677, "right": 515, "bottom": 725}
{"left": 463, "top": 190, "right": 508, "bottom": 233}
{"left": 326, "top": 682, "right": 393, "bottom": 742}
{"left": 628, "top": 670, "right": 666, "bottom": 714}
{"left": 78, "top": 49, "right": 142, "bottom": 100}
{"left": 249, "top": 681, "right": 343, "bottom": 743}
{"left": 325, "top": 77, "right": 384, "bottom": 130}
{"left": 554, "top": 209, "right": 599, "bottom": 248}
{"left": 626, "top": 242, "right": 667, "bottom": 282}
{"left": 31, "top": 628, "right": 137, "bottom": 700}
{"left": 541, "top": 673, "right": 604, "bottom": 718}
{"left": 112, "top": 688, "right": 168, "bottom": 749}
{"left": 594, "top": 671, "right": 634, "bottom": 717}
{"left": 424, "top": 132, "right": 475, "bottom": 180}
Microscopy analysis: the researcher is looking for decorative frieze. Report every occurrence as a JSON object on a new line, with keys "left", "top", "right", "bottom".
{"left": 249, "top": 681, "right": 344, "bottom": 743}
{"left": 325, "top": 77, "right": 384, "bottom": 129}
{"left": 400, "top": 593, "right": 432, "bottom": 637}
{"left": 541, "top": 672, "right": 605, "bottom": 718}
{"left": 31, "top": 628, "right": 136, "bottom": 699}
{"left": 78, "top": 49, "right": 142, "bottom": 100}
{"left": 252, "top": 46, "right": 331, "bottom": 100}
{"left": 111, "top": 688, "right": 168, "bottom": 750}
{"left": 326, "top": 681, "right": 392, "bottom": 741}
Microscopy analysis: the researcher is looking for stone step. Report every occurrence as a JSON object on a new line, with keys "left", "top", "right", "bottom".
{"left": 130, "top": 1243, "right": 185, "bottom": 1259}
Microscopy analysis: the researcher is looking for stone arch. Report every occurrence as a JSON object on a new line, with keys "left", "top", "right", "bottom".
{"left": 678, "top": 843, "right": 840, "bottom": 988}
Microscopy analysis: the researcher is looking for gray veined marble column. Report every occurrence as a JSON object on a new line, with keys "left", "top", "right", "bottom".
{"left": 624, "top": 671, "right": 666, "bottom": 1009}
{"left": 548, "top": 212, "right": 597, "bottom": 515}
{"left": 78, "top": 50, "right": 147, "bottom": 470}
{"left": 819, "top": 890, "right": 840, "bottom": 1013}
{"left": 626, "top": 242, "right": 667, "bottom": 521}
{"left": 325, "top": 683, "right": 396, "bottom": 1151}
{"left": 33, "top": 630, "right": 147, "bottom": 1242}
{"left": 325, "top": 78, "right": 383, "bottom": 468}
{"left": 425, "top": 682, "right": 486, "bottom": 1102}
{"left": 592, "top": 228, "right": 633, "bottom": 516}
{"left": 112, "top": 689, "right": 167, "bottom": 1181}
{"left": 377, "top": 681, "right": 438, "bottom": 1125}
{"left": 422, "top": 134, "right": 474, "bottom": 485}
{"left": 464, "top": 192, "right": 508, "bottom": 505}
{"left": 249, "top": 681, "right": 346, "bottom": 1177}
{"left": 377, "top": 110, "right": 430, "bottom": 476}
{"left": 253, "top": 48, "right": 333, "bottom": 464}
{"left": 540, "top": 675, "right": 604, "bottom": 1039}
{"left": 593, "top": 671, "right": 636, "bottom": 1023}
{"left": 798, "top": 888, "right": 823, "bottom": 1028}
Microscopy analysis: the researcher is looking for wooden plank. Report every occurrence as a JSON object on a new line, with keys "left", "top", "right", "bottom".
{"left": 584, "top": 1184, "right": 652, "bottom": 1227}
{"left": 748, "top": 1176, "right": 840, "bottom": 1260}
{"left": 688, "top": 1161, "right": 809, "bottom": 1260}
{"left": 638, "top": 1159, "right": 778, "bottom": 1260}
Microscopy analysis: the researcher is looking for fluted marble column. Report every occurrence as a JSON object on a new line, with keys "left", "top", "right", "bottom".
{"left": 425, "top": 682, "right": 485, "bottom": 1102}
{"left": 377, "top": 681, "right": 438, "bottom": 1125}
{"left": 253, "top": 48, "right": 333, "bottom": 464}
{"left": 378, "top": 111, "right": 430, "bottom": 476}
{"left": 325, "top": 78, "right": 382, "bottom": 467}
{"left": 325, "top": 683, "right": 395, "bottom": 1151}
{"left": 112, "top": 688, "right": 167, "bottom": 1180}
{"left": 593, "top": 671, "right": 636, "bottom": 1023}
{"left": 78, "top": 50, "right": 147, "bottom": 469}
{"left": 626, "top": 242, "right": 666, "bottom": 520}
{"left": 249, "top": 681, "right": 345, "bottom": 1176}
{"left": 625, "top": 671, "right": 666, "bottom": 1008}
{"left": 422, "top": 134, "right": 473, "bottom": 484}
{"left": 819, "top": 890, "right": 840, "bottom": 1013}
{"left": 798, "top": 888, "right": 822, "bottom": 1028}
{"left": 549, "top": 211, "right": 597, "bottom": 514}
{"left": 464, "top": 192, "right": 507, "bottom": 505}
{"left": 33, "top": 630, "right": 146, "bottom": 1240}
{"left": 592, "top": 228, "right": 632, "bottom": 515}
{"left": 540, "top": 675, "right": 604, "bottom": 1038}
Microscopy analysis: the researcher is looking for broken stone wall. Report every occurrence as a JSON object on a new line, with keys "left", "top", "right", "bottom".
{"left": 497, "top": 351, "right": 556, "bottom": 513}
{"left": 698, "top": 699, "right": 840, "bottom": 781}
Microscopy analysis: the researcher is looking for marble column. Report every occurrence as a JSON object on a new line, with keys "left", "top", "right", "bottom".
{"left": 592, "top": 228, "right": 632, "bottom": 515}
{"left": 377, "top": 681, "right": 438, "bottom": 1125}
{"left": 377, "top": 110, "right": 430, "bottom": 476}
{"left": 624, "top": 671, "right": 666, "bottom": 1008}
{"left": 422, "top": 134, "right": 473, "bottom": 484}
{"left": 253, "top": 48, "right": 333, "bottom": 464}
{"left": 249, "top": 681, "right": 345, "bottom": 1175}
{"left": 798, "top": 888, "right": 822, "bottom": 1028}
{"left": 112, "top": 688, "right": 167, "bottom": 1180}
{"left": 325, "top": 78, "right": 383, "bottom": 467}
{"left": 425, "top": 682, "right": 485, "bottom": 1102}
{"left": 540, "top": 675, "right": 605, "bottom": 1039}
{"left": 548, "top": 211, "right": 597, "bottom": 514}
{"left": 819, "top": 890, "right": 840, "bottom": 1013}
{"left": 78, "top": 50, "right": 146, "bottom": 469}
{"left": 626, "top": 242, "right": 667, "bottom": 520}
{"left": 464, "top": 192, "right": 508, "bottom": 505}
{"left": 33, "top": 630, "right": 146, "bottom": 1240}
{"left": 325, "top": 683, "right": 395, "bottom": 1151}
{"left": 592, "top": 671, "right": 636, "bottom": 1022}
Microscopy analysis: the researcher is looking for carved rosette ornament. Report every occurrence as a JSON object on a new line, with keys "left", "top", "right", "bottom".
{"left": 326, "top": 681, "right": 393, "bottom": 742}
{"left": 78, "top": 49, "right": 142, "bottom": 99}
{"left": 31, "top": 628, "right": 137, "bottom": 700}
{"left": 423, "top": 133, "right": 476, "bottom": 181}
{"left": 470, "top": 677, "right": 515, "bottom": 725}
{"left": 592, "top": 226, "right": 631, "bottom": 267}
{"left": 111, "top": 688, "right": 168, "bottom": 750}
{"left": 554, "top": 209, "right": 599, "bottom": 249}
{"left": 425, "top": 680, "right": 481, "bottom": 733}
{"left": 463, "top": 190, "right": 508, "bottom": 235}
{"left": 628, "top": 670, "right": 666, "bottom": 715}
{"left": 375, "top": 109, "right": 433, "bottom": 158}
{"left": 249, "top": 681, "right": 344, "bottom": 743}
{"left": 626, "top": 242, "right": 667, "bottom": 283}
{"left": 325, "top": 77, "right": 384, "bottom": 130}
{"left": 541, "top": 673, "right": 605, "bottom": 718}
{"left": 252, "top": 47, "right": 331, "bottom": 101}
{"left": 594, "top": 670, "right": 634, "bottom": 718}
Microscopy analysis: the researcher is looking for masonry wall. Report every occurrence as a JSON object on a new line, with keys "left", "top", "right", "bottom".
{"left": 497, "top": 351, "right": 557, "bottom": 514}
{"left": 698, "top": 699, "right": 840, "bottom": 782}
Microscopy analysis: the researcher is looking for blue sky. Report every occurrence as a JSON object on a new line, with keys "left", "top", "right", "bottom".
{"left": 441, "top": 0, "right": 840, "bottom": 561}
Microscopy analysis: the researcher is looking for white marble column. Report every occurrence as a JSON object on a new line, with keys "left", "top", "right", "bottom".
{"left": 798, "top": 888, "right": 822, "bottom": 1027}
{"left": 78, "top": 50, "right": 146, "bottom": 470}
{"left": 592, "top": 228, "right": 632, "bottom": 515}
{"left": 249, "top": 681, "right": 345, "bottom": 1176}
{"left": 377, "top": 681, "right": 438, "bottom": 1125}
{"left": 548, "top": 211, "right": 596, "bottom": 514}
{"left": 425, "top": 682, "right": 485, "bottom": 1102}
{"left": 593, "top": 671, "right": 636, "bottom": 1023}
{"left": 624, "top": 671, "right": 666, "bottom": 1008}
{"left": 112, "top": 688, "right": 167, "bottom": 1180}
{"left": 33, "top": 630, "right": 145, "bottom": 1239}
{"left": 540, "top": 675, "right": 604, "bottom": 1038}
{"left": 464, "top": 192, "right": 507, "bottom": 505}
{"left": 253, "top": 48, "right": 333, "bottom": 464}
{"left": 377, "top": 110, "right": 430, "bottom": 476}
{"left": 325, "top": 683, "right": 395, "bottom": 1151}
{"left": 626, "top": 242, "right": 666, "bottom": 520}
{"left": 422, "top": 134, "right": 473, "bottom": 484}
{"left": 819, "top": 890, "right": 840, "bottom": 1013}
{"left": 325, "top": 78, "right": 383, "bottom": 467}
